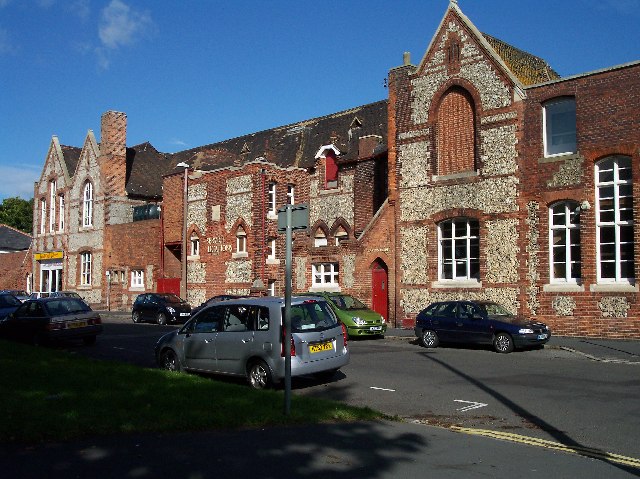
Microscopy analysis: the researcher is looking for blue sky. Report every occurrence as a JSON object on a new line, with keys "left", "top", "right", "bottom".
{"left": 1, "top": 0, "right": 638, "bottom": 201}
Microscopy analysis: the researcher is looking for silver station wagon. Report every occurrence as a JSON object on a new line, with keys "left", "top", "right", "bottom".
{"left": 155, "top": 296, "right": 349, "bottom": 389}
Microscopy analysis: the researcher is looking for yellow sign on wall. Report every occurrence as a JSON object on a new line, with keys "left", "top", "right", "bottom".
{"left": 34, "top": 251, "right": 64, "bottom": 261}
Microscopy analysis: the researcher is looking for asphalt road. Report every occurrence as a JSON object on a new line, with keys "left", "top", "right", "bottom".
{"left": 74, "top": 313, "right": 640, "bottom": 467}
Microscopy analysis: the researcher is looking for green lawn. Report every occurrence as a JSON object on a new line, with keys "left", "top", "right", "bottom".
{"left": 0, "top": 340, "right": 385, "bottom": 444}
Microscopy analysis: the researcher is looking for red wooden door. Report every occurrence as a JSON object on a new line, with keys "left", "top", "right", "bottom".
{"left": 371, "top": 261, "right": 388, "bottom": 320}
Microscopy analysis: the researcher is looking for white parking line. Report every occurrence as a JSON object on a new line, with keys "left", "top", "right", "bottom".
{"left": 370, "top": 387, "right": 396, "bottom": 392}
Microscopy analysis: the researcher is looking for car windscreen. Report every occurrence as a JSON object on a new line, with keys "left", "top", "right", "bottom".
{"left": 479, "top": 303, "right": 512, "bottom": 316}
{"left": 286, "top": 301, "right": 338, "bottom": 332}
{"left": 328, "top": 294, "right": 367, "bottom": 311}
{"left": 44, "top": 299, "right": 92, "bottom": 316}
{"left": 0, "top": 295, "right": 21, "bottom": 307}
{"left": 159, "top": 294, "right": 183, "bottom": 304}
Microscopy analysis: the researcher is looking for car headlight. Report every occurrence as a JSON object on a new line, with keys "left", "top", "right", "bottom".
{"left": 381, "top": 316, "right": 386, "bottom": 324}
{"left": 352, "top": 316, "right": 366, "bottom": 326}
{"left": 518, "top": 328, "right": 534, "bottom": 334}
{"left": 166, "top": 306, "right": 176, "bottom": 314}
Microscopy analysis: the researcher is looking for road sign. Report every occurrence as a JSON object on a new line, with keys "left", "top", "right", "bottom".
{"left": 277, "top": 203, "right": 309, "bottom": 232}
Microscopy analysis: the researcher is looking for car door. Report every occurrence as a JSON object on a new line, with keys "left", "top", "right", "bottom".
{"left": 456, "top": 302, "right": 492, "bottom": 344}
{"left": 137, "top": 294, "right": 152, "bottom": 321}
{"left": 1, "top": 302, "right": 45, "bottom": 342}
{"left": 430, "top": 302, "right": 458, "bottom": 342}
{"left": 214, "top": 303, "right": 255, "bottom": 375}
{"left": 183, "top": 306, "right": 223, "bottom": 371}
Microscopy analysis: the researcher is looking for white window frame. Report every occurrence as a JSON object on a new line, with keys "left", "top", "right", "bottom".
{"left": 268, "top": 182, "right": 277, "bottom": 215}
{"left": 543, "top": 98, "right": 577, "bottom": 157}
{"left": 40, "top": 198, "right": 46, "bottom": 235}
{"left": 58, "top": 194, "right": 65, "bottom": 232}
{"left": 595, "top": 156, "right": 634, "bottom": 283}
{"left": 49, "top": 180, "right": 56, "bottom": 233}
{"left": 267, "top": 237, "right": 276, "bottom": 260}
{"left": 312, "top": 262, "right": 339, "bottom": 288}
{"left": 287, "top": 184, "right": 295, "bottom": 205}
{"left": 80, "top": 252, "right": 92, "bottom": 286}
{"left": 549, "top": 201, "right": 581, "bottom": 283}
{"left": 334, "top": 227, "right": 348, "bottom": 246}
{"left": 268, "top": 279, "right": 276, "bottom": 296}
{"left": 437, "top": 218, "right": 480, "bottom": 282}
{"left": 82, "top": 182, "right": 93, "bottom": 227}
{"left": 314, "top": 230, "right": 328, "bottom": 247}
{"left": 236, "top": 226, "right": 247, "bottom": 254}
{"left": 190, "top": 235, "right": 200, "bottom": 257}
{"left": 131, "top": 270, "right": 144, "bottom": 288}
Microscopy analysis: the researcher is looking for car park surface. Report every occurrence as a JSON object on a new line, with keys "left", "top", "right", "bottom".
{"left": 155, "top": 296, "right": 349, "bottom": 389}
{"left": 414, "top": 300, "right": 550, "bottom": 353}
{"left": 0, "top": 297, "right": 102, "bottom": 345}
{"left": 132, "top": 293, "right": 191, "bottom": 325}
{"left": 300, "top": 292, "right": 387, "bottom": 338}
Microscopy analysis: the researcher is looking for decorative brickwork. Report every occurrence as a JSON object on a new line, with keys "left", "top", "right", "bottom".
{"left": 599, "top": 297, "right": 630, "bottom": 318}
{"left": 552, "top": 296, "right": 576, "bottom": 316}
{"left": 546, "top": 156, "right": 585, "bottom": 188}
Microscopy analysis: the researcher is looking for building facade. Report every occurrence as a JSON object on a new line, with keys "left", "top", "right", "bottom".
{"left": 31, "top": 2, "right": 640, "bottom": 337}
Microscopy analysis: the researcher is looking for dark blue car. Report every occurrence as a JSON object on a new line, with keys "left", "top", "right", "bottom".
{"left": 414, "top": 300, "right": 551, "bottom": 353}
{"left": 0, "top": 293, "right": 22, "bottom": 320}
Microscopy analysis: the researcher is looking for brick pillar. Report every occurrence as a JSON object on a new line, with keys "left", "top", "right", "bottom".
{"left": 99, "top": 111, "right": 127, "bottom": 197}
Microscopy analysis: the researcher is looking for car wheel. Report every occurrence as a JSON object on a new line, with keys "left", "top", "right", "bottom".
{"left": 157, "top": 312, "right": 168, "bottom": 325}
{"left": 420, "top": 329, "right": 439, "bottom": 348}
{"left": 160, "top": 349, "right": 181, "bottom": 372}
{"left": 83, "top": 335, "right": 96, "bottom": 346}
{"left": 132, "top": 311, "right": 141, "bottom": 323}
{"left": 248, "top": 360, "right": 272, "bottom": 390}
{"left": 494, "top": 332, "right": 514, "bottom": 354}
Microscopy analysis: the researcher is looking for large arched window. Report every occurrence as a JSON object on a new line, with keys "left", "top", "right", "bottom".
{"left": 436, "top": 87, "right": 476, "bottom": 175}
{"left": 438, "top": 218, "right": 480, "bottom": 281}
{"left": 82, "top": 182, "right": 93, "bottom": 227}
{"left": 549, "top": 201, "right": 581, "bottom": 282}
{"left": 596, "top": 155, "right": 634, "bottom": 282}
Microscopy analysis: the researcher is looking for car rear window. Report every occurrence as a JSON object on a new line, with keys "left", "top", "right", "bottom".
{"left": 287, "top": 301, "right": 338, "bottom": 332}
{"left": 160, "top": 294, "right": 183, "bottom": 304}
{"left": 45, "top": 299, "right": 92, "bottom": 316}
{"left": 0, "top": 295, "right": 21, "bottom": 307}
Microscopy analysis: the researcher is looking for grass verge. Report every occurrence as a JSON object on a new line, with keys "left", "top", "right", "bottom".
{"left": 0, "top": 340, "right": 385, "bottom": 444}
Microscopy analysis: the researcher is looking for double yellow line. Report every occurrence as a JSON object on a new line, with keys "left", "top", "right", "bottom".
{"left": 450, "top": 426, "right": 640, "bottom": 469}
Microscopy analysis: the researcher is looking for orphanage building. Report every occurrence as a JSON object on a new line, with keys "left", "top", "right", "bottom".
{"left": 31, "top": 2, "right": 640, "bottom": 338}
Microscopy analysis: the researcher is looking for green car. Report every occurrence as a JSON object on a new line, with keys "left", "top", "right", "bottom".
{"left": 300, "top": 292, "right": 387, "bottom": 339}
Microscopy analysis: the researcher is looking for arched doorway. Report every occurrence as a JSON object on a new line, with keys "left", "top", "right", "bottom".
{"left": 371, "top": 259, "right": 388, "bottom": 321}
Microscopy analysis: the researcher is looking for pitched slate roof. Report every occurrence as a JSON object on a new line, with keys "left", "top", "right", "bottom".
{"left": 125, "top": 142, "right": 174, "bottom": 198}
{"left": 60, "top": 145, "right": 82, "bottom": 177}
{"left": 482, "top": 33, "right": 560, "bottom": 86}
{"left": 167, "top": 100, "right": 388, "bottom": 174}
{"left": 0, "top": 224, "right": 32, "bottom": 251}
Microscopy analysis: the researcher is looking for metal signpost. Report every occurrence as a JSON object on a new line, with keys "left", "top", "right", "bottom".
{"left": 277, "top": 203, "right": 309, "bottom": 415}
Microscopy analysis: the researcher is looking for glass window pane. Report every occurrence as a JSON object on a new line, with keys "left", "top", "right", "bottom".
{"left": 599, "top": 210, "right": 615, "bottom": 223}
{"left": 600, "top": 244, "right": 616, "bottom": 261}
{"left": 620, "top": 226, "right": 634, "bottom": 243}
{"left": 553, "top": 231, "right": 565, "bottom": 246}
{"left": 442, "top": 262, "right": 453, "bottom": 279}
{"left": 470, "top": 260, "right": 479, "bottom": 279}
{"left": 455, "top": 261, "right": 466, "bottom": 277}
{"left": 598, "top": 168, "right": 614, "bottom": 183}
{"left": 554, "top": 246, "right": 566, "bottom": 262}
{"left": 600, "top": 261, "right": 616, "bottom": 279}
{"left": 620, "top": 261, "right": 635, "bottom": 279}
{"left": 599, "top": 227, "right": 615, "bottom": 244}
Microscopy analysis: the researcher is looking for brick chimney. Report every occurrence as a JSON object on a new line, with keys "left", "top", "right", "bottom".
{"left": 99, "top": 111, "right": 127, "bottom": 197}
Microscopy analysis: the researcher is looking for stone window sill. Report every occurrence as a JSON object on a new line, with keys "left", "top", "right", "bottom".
{"left": 589, "top": 283, "right": 638, "bottom": 293}
{"left": 543, "top": 283, "right": 585, "bottom": 293}
{"left": 431, "top": 280, "right": 482, "bottom": 289}
{"left": 309, "top": 285, "right": 341, "bottom": 293}
{"left": 232, "top": 252, "right": 248, "bottom": 259}
{"left": 267, "top": 212, "right": 278, "bottom": 220}
{"left": 266, "top": 258, "right": 280, "bottom": 265}
{"left": 432, "top": 170, "right": 478, "bottom": 182}
{"left": 538, "top": 152, "right": 581, "bottom": 164}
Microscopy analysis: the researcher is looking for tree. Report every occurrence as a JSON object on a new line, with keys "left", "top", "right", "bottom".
{"left": 0, "top": 197, "right": 33, "bottom": 234}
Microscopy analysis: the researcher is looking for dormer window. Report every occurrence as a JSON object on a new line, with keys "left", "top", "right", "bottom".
{"left": 315, "top": 144, "right": 341, "bottom": 190}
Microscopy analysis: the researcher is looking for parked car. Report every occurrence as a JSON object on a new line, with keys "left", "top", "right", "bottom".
{"left": 0, "top": 297, "right": 102, "bottom": 346}
{"left": 49, "top": 291, "right": 84, "bottom": 300}
{"left": 132, "top": 293, "right": 191, "bottom": 325}
{"left": 155, "top": 296, "right": 350, "bottom": 389}
{"left": 190, "top": 294, "right": 243, "bottom": 317}
{"left": 299, "top": 292, "right": 386, "bottom": 339}
{"left": 0, "top": 293, "right": 23, "bottom": 319}
{"left": 0, "top": 290, "right": 30, "bottom": 302}
{"left": 414, "top": 300, "right": 551, "bottom": 353}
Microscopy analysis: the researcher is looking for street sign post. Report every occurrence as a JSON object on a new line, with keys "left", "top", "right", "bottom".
{"left": 277, "top": 203, "right": 309, "bottom": 415}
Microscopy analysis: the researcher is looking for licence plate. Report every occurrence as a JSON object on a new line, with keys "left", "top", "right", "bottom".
{"left": 68, "top": 320, "right": 88, "bottom": 329}
{"left": 537, "top": 333, "right": 548, "bottom": 340}
{"left": 370, "top": 326, "right": 382, "bottom": 331}
{"left": 180, "top": 312, "right": 190, "bottom": 316}
{"left": 309, "top": 341, "right": 333, "bottom": 353}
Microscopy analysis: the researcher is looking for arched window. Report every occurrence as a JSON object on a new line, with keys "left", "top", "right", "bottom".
{"left": 49, "top": 180, "right": 56, "bottom": 233}
{"left": 596, "top": 155, "right": 634, "bottom": 282}
{"left": 325, "top": 151, "right": 338, "bottom": 189}
{"left": 80, "top": 252, "right": 92, "bottom": 286}
{"left": 438, "top": 218, "right": 479, "bottom": 281}
{"left": 314, "top": 229, "right": 327, "bottom": 247}
{"left": 334, "top": 225, "right": 348, "bottom": 246}
{"left": 549, "top": 201, "right": 581, "bottom": 282}
{"left": 190, "top": 234, "right": 200, "bottom": 257}
{"left": 436, "top": 87, "right": 475, "bottom": 175}
{"left": 82, "top": 182, "right": 93, "bottom": 227}
{"left": 236, "top": 225, "right": 247, "bottom": 254}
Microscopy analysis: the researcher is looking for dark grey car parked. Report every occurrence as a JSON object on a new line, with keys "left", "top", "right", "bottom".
{"left": 132, "top": 293, "right": 191, "bottom": 325}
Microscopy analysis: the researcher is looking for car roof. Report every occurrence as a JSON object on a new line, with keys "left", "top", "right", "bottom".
{"left": 218, "top": 296, "right": 327, "bottom": 306}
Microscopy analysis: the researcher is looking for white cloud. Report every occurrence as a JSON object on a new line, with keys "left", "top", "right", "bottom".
{"left": 68, "top": 0, "right": 90, "bottom": 21}
{"left": 0, "top": 165, "right": 41, "bottom": 201}
{"left": 169, "top": 138, "right": 188, "bottom": 148}
{"left": 98, "top": 0, "right": 153, "bottom": 50}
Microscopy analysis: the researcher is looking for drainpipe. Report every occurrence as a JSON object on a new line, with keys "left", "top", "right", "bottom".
{"left": 261, "top": 168, "right": 266, "bottom": 285}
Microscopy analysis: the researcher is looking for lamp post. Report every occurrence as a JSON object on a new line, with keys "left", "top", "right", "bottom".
{"left": 176, "top": 161, "right": 189, "bottom": 300}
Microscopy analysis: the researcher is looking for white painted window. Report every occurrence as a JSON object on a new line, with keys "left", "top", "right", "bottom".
{"left": 131, "top": 270, "right": 144, "bottom": 288}
{"left": 312, "top": 263, "right": 339, "bottom": 287}
{"left": 287, "top": 184, "right": 295, "bottom": 205}
{"left": 49, "top": 180, "right": 56, "bottom": 233}
{"left": 334, "top": 226, "right": 348, "bottom": 246}
{"left": 596, "top": 156, "right": 634, "bottom": 282}
{"left": 58, "top": 194, "right": 65, "bottom": 232}
{"left": 549, "top": 201, "right": 581, "bottom": 282}
{"left": 40, "top": 198, "right": 46, "bottom": 235}
{"left": 190, "top": 235, "right": 200, "bottom": 256}
{"left": 80, "top": 252, "right": 92, "bottom": 286}
{"left": 314, "top": 229, "right": 327, "bottom": 247}
{"left": 268, "top": 182, "right": 276, "bottom": 215}
{"left": 82, "top": 182, "right": 93, "bottom": 227}
{"left": 543, "top": 98, "right": 576, "bottom": 157}
{"left": 267, "top": 237, "right": 276, "bottom": 260}
{"left": 236, "top": 226, "right": 247, "bottom": 253}
{"left": 438, "top": 218, "right": 480, "bottom": 281}
{"left": 268, "top": 279, "right": 276, "bottom": 296}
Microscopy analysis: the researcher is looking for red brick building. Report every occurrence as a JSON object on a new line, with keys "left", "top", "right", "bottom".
{"left": 32, "top": 3, "right": 639, "bottom": 337}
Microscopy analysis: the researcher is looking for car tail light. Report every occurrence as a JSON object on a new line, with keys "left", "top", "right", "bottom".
{"left": 281, "top": 327, "right": 296, "bottom": 357}
{"left": 341, "top": 323, "right": 348, "bottom": 347}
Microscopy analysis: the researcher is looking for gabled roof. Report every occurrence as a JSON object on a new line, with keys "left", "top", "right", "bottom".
{"left": 167, "top": 100, "right": 388, "bottom": 174}
{"left": 0, "top": 224, "right": 32, "bottom": 251}
{"left": 60, "top": 145, "right": 82, "bottom": 177}
{"left": 482, "top": 33, "right": 560, "bottom": 86}
{"left": 125, "top": 142, "right": 174, "bottom": 198}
